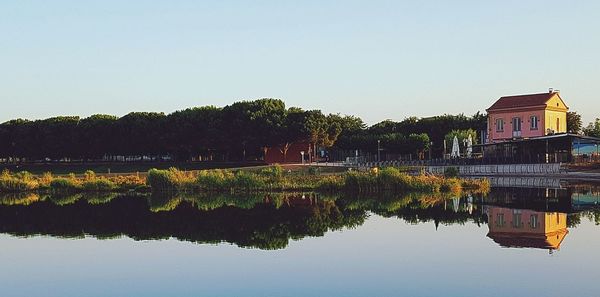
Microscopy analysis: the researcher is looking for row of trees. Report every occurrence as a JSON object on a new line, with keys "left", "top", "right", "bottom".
{"left": 0, "top": 98, "right": 496, "bottom": 162}
{"left": 333, "top": 113, "right": 486, "bottom": 158}
{"left": 0, "top": 99, "right": 351, "bottom": 162}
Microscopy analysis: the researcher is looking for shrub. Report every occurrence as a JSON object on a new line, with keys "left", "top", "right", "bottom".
{"left": 308, "top": 167, "right": 320, "bottom": 176}
{"left": 109, "top": 175, "right": 146, "bottom": 190}
{"left": 197, "top": 169, "right": 234, "bottom": 190}
{"left": 260, "top": 165, "right": 284, "bottom": 179}
{"left": 316, "top": 175, "right": 344, "bottom": 192}
{"left": 38, "top": 172, "right": 54, "bottom": 188}
{"left": 231, "top": 171, "right": 266, "bottom": 191}
{"left": 83, "top": 170, "right": 97, "bottom": 181}
{"left": 50, "top": 178, "right": 81, "bottom": 192}
{"left": 147, "top": 169, "right": 178, "bottom": 191}
{"left": 0, "top": 171, "right": 39, "bottom": 192}
{"left": 444, "top": 167, "right": 460, "bottom": 178}
{"left": 82, "top": 178, "right": 117, "bottom": 192}
{"left": 147, "top": 168, "right": 195, "bottom": 191}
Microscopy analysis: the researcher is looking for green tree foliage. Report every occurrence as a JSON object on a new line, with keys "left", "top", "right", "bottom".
{"left": 567, "top": 111, "right": 583, "bottom": 134}
{"left": 583, "top": 119, "right": 600, "bottom": 137}
{"left": 444, "top": 129, "right": 478, "bottom": 149}
{"left": 0, "top": 99, "right": 351, "bottom": 162}
{"left": 333, "top": 113, "right": 485, "bottom": 158}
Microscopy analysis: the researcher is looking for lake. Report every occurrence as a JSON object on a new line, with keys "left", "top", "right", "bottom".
{"left": 1, "top": 180, "right": 600, "bottom": 297}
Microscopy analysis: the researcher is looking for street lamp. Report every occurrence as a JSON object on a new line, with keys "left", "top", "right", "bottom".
{"left": 429, "top": 142, "right": 433, "bottom": 160}
{"left": 377, "top": 140, "right": 381, "bottom": 162}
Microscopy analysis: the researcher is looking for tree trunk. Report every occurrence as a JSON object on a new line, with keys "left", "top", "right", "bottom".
{"left": 279, "top": 143, "right": 291, "bottom": 163}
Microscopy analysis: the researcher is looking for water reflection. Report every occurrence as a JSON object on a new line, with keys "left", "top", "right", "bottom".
{"left": 1, "top": 183, "right": 600, "bottom": 251}
{"left": 485, "top": 206, "right": 568, "bottom": 251}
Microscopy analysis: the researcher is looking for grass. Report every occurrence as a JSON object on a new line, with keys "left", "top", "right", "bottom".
{"left": 147, "top": 166, "right": 490, "bottom": 196}
{"left": 0, "top": 166, "right": 490, "bottom": 197}
{"left": 0, "top": 169, "right": 146, "bottom": 193}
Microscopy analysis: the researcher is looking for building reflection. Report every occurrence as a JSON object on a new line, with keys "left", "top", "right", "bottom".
{"left": 485, "top": 206, "right": 568, "bottom": 251}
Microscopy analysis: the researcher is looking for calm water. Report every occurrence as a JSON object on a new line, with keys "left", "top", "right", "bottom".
{"left": 1, "top": 181, "right": 600, "bottom": 297}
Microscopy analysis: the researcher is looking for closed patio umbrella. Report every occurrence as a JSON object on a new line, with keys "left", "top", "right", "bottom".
{"left": 451, "top": 136, "right": 460, "bottom": 158}
{"left": 466, "top": 134, "right": 473, "bottom": 158}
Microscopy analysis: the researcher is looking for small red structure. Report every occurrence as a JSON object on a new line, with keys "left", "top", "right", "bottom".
{"left": 264, "top": 142, "right": 311, "bottom": 164}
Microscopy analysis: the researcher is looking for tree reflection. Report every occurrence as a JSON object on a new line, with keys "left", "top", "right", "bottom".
{"left": 0, "top": 185, "right": 599, "bottom": 250}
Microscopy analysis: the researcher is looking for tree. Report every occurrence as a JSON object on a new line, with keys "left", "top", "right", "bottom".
{"left": 567, "top": 111, "right": 583, "bottom": 134}
{"left": 583, "top": 119, "right": 600, "bottom": 138}
{"left": 78, "top": 114, "right": 118, "bottom": 159}
{"left": 444, "top": 129, "right": 477, "bottom": 155}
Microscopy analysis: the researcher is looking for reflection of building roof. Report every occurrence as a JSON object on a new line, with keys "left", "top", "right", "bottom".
{"left": 487, "top": 92, "right": 567, "bottom": 111}
{"left": 487, "top": 230, "right": 568, "bottom": 250}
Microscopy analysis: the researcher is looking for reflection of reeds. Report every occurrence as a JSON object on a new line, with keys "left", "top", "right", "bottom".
{"left": 147, "top": 192, "right": 182, "bottom": 212}
{"left": 85, "top": 193, "right": 119, "bottom": 205}
{"left": 0, "top": 192, "right": 42, "bottom": 206}
{"left": 49, "top": 193, "right": 84, "bottom": 206}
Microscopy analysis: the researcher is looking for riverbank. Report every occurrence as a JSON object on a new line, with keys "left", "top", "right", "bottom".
{"left": 0, "top": 166, "right": 490, "bottom": 196}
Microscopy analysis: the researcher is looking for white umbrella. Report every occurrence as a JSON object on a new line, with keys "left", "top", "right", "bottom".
{"left": 451, "top": 136, "right": 460, "bottom": 158}
{"left": 466, "top": 134, "right": 473, "bottom": 158}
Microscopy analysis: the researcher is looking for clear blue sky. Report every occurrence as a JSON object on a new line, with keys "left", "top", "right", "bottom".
{"left": 1, "top": 0, "right": 598, "bottom": 125}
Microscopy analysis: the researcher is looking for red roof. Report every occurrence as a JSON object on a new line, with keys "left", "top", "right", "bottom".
{"left": 487, "top": 92, "right": 559, "bottom": 111}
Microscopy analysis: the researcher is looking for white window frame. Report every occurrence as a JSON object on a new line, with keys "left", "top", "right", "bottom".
{"left": 496, "top": 118, "right": 504, "bottom": 132}
{"left": 530, "top": 116, "right": 538, "bottom": 130}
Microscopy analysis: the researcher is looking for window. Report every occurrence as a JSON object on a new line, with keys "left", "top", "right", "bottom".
{"left": 512, "top": 117, "right": 522, "bottom": 132}
{"left": 530, "top": 116, "right": 538, "bottom": 130}
{"left": 496, "top": 213, "right": 505, "bottom": 227}
{"left": 557, "top": 118, "right": 560, "bottom": 131}
{"left": 530, "top": 214, "right": 538, "bottom": 229}
{"left": 496, "top": 118, "right": 504, "bottom": 132}
{"left": 512, "top": 209, "right": 523, "bottom": 228}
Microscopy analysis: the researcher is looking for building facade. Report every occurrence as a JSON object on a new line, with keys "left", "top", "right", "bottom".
{"left": 486, "top": 90, "right": 568, "bottom": 143}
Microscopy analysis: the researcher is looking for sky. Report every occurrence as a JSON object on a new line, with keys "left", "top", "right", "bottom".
{"left": 1, "top": 0, "right": 599, "bottom": 125}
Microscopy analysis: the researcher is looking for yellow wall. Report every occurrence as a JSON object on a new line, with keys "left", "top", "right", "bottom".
{"left": 543, "top": 94, "right": 568, "bottom": 133}
{"left": 544, "top": 110, "right": 567, "bottom": 133}
{"left": 544, "top": 212, "right": 567, "bottom": 233}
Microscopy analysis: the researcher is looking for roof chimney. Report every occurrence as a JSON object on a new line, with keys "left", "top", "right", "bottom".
{"left": 549, "top": 88, "right": 554, "bottom": 93}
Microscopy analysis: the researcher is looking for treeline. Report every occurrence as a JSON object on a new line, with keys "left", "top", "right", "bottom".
{"left": 334, "top": 113, "right": 486, "bottom": 157}
{"left": 0, "top": 98, "right": 486, "bottom": 162}
{"left": 0, "top": 99, "right": 356, "bottom": 162}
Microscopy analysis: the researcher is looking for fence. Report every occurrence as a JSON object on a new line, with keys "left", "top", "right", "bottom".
{"left": 355, "top": 161, "right": 564, "bottom": 176}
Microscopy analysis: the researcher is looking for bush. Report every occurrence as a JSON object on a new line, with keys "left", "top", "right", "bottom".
{"left": 260, "top": 165, "right": 284, "bottom": 179}
{"left": 444, "top": 167, "right": 460, "bottom": 178}
{"left": 50, "top": 178, "right": 81, "bottom": 192}
{"left": 108, "top": 175, "right": 146, "bottom": 190}
{"left": 231, "top": 171, "right": 266, "bottom": 191}
{"left": 308, "top": 167, "right": 320, "bottom": 176}
{"left": 147, "top": 169, "right": 179, "bottom": 191}
{"left": 316, "top": 175, "right": 344, "bottom": 192}
{"left": 0, "top": 170, "right": 39, "bottom": 192}
{"left": 197, "top": 169, "right": 234, "bottom": 190}
{"left": 147, "top": 168, "right": 196, "bottom": 191}
{"left": 82, "top": 178, "right": 116, "bottom": 192}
